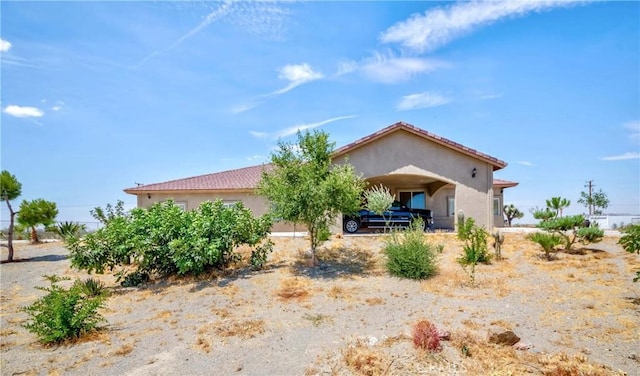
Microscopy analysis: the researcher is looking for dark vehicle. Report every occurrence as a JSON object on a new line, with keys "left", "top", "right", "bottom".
{"left": 343, "top": 201, "right": 434, "bottom": 233}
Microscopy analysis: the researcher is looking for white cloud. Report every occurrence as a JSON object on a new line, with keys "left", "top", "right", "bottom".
{"left": 272, "top": 63, "right": 323, "bottom": 95}
{"left": 246, "top": 154, "right": 266, "bottom": 161}
{"left": 3, "top": 105, "right": 44, "bottom": 118}
{"left": 276, "top": 115, "right": 358, "bottom": 138}
{"left": 0, "top": 38, "right": 11, "bottom": 52}
{"left": 624, "top": 120, "right": 640, "bottom": 139}
{"left": 517, "top": 161, "right": 534, "bottom": 166}
{"left": 230, "top": 102, "right": 259, "bottom": 114}
{"left": 380, "top": 0, "right": 579, "bottom": 53}
{"left": 51, "top": 106, "right": 62, "bottom": 111}
{"left": 601, "top": 152, "right": 640, "bottom": 161}
{"left": 250, "top": 131, "right": 268, "bottom": 138}
{"left": 339, "top": 52, "right": 448, "bottom": 84}
{"left": 397, "top": 92, "right": 451, "bottom": 111}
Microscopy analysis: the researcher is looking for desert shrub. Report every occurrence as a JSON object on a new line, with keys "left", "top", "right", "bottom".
{"left": 384, "top": 220, "right": 439, "bottom": 280}
{"left": 22, "top": 275, "right": 107, "bottom": 344}
{"left": 412, "top": 319, "right": 441, "bottom": 351}
{"left": 538, "top": 214, "right": 603, "bottom": 252}
{"left": 619, "top": 224, "right": 640, "bottom": 282}
{"left": 69, "top": 199, "right": 272, "bottom": 285}
{"left": 250, "top": 240, "right": 274, "bottom": 270}
{"left": 52, "top": 221, "right": 86, "bottom": 240}
{"left": 527, "top": 232, "right": 563, "bottom": 261}
{"left": 456, "top": 216, "right": 490, "bottom": 284}
{"left": 75, "top": 278, "right": 108, "bottom": 298}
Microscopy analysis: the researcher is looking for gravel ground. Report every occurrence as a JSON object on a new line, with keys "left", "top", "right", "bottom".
{"left": 1, "top": 232, "right": 638, "bottom": 375}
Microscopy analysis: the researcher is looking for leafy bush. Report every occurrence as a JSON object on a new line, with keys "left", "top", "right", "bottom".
{"left": 317, "top": 224, "right": 331, "bottom": 242}
{"left": 250, "top": 241, "right": 274, "bottom": 270}
{"left": 384, "top": 220, "right": 439, "bottom": 280}
{"left": 618, "top": 224, "right": 640, "bottom": 282}
{"left": 22, "top": 275, "right": 107, "bottom": 344}
{"left": 412, "top": 320, "right": 441, "bottom": 351}
{"left": 68, "top": 199, "right": 273, "bottom": 285}
{"left": 527, "top": 232, "right": 563, "bottom": 260}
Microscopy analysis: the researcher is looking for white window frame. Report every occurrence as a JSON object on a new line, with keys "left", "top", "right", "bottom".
{"left": 493, "top": 197, "right": 502, "bottom": 216}
{"left": 222, "top": 201, "right": 239, "bottom": 209}
{"left": 447, "top": 196, "right": 455, "bottom": 217}
{"left": 175, "top": 201, "right": 187, "bottom": 211}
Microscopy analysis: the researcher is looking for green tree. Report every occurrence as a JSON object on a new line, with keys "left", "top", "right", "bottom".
{"left": 17, "top": 199, "right": 58, "bottom": 244}
{"left": 258, "top": 130, "right": 365, "bottom": 266}
{"left": 545, "top": 196, "right": 571, "bottom": 218}
{"left": 618, "top": 224, "right": 640, "bottom": 282}
{"left": 538, "top": 214, "right": 603, "bottom": 252}
{"left": 578, "top": 188, "right": 609, "bottom": 215}
{"left": 503, "top": 204, "right": 524, "bottom": 227}
{"left": 1, "top": 170, "right": 22, "bottom": 262}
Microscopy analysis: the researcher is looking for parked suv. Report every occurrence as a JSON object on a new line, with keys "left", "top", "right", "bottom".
{"left": 343, "top": 201, "right": 434, "bottom": 233}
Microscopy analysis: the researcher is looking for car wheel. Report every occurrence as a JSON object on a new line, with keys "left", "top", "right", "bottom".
{"left": 344, "top": 219, "right": 360, "bottom": 234}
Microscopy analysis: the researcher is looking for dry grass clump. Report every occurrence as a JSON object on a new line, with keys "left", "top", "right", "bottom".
{"left": 276, "top": 277, "right": 312, "bottom": 301}
{"left": 194, "top": 336, "right": 211, "bottom": 353}
{"left": 342, "top": 339, "right": 391, "bottom": 376}
{"left": 302, "top": 313, "right": 333, "bottom": 327}
{"left": 365, "top": 297, "right": 385, "bottom": 306}
{"left": 112, "top": 343, "right": 135, "bottom": 356}
{"left": 412, "top": 320, "right": 441, "bottom": 351}
{"left": 327, "top": 285, "right": 357, "bottom": 300}
{"left": 214, "top": 319, "right": 266, "bottom": 339}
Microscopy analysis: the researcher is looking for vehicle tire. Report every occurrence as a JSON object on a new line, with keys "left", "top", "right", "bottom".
{"left": 344, "top": 218, "right": 360, "bottom": 234}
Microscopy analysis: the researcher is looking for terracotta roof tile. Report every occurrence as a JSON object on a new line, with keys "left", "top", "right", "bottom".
{"left": 333, "top": 121, "right": 507, "bottom": 170}
{"left": 493, "top": 179, "right": 519, "bottom": 188}
{"left": 124, "top": 164, "right": 273, "bottom": 193}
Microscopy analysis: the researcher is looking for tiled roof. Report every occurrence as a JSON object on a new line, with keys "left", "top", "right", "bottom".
{"left": 493, "top": 179, "right": 519, "bottom": 188}
{"left": 124, "top": 164, "right": 273, "bottom": 193}
{"left": 125, "top": 122, "right": 515, "bottom": 194}
{"left": 333, "top": 121, "right": 507, "bottom": 170}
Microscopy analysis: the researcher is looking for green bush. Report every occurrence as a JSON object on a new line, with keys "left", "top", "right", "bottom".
{"left": 538, "top": 215, "right": 603, "bottom": 252}
{"left": 75, "top": 278, "right": 108, "bottom": 298}
{"left": 68, "top": 199, "right": 273, "bottom": 285}
{"left": 250, "top": 241, "right": 274, "bottom": 270}
{"left": 384, "top": 220, "right": 439, "bottom": 280}
{"left": 52, "top": 221, "right": 86, "bottom": 240}
{"left": 22, "top": 275, "right": 107, "bottom": 345}
{"left": 527, "top": 232, "right": 563, "bottom": 260}
{"left": 618, "top": 224, "right": 640, "bottom": 282}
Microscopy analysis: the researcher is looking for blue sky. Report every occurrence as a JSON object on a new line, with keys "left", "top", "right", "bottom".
{"left": 1, "top": 0, "right": 639, "bottom": 226}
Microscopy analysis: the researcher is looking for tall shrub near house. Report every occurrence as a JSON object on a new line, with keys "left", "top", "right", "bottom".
{"left": 258, "top": 130, "right": 365, "bottom": 266}
{"left": 68, "top": 199, "right": 272, "bottom": 285}
{"left": 1, "top": 170, "right": 22, "bottom": 262}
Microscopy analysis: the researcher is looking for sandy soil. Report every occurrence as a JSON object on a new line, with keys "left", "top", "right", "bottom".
{"left": 1, "top": 232, "right": 638, "bottom": 375}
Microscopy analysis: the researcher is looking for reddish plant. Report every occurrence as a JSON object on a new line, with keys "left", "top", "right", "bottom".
{"left": 412, "top": 320, "right": 441, "bottom": 351}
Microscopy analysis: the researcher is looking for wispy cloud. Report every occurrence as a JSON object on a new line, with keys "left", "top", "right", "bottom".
{"left": 249, "top": 131, "right": 268, "bottom": 139}
{"left": 0, "top": 38, "right": 11, "bottom": 52}
{"left": 338, "top": 52, "right": 448, "bottom": 84}
{"left": 601, "top": 152, "right": 640, "bottom": 161}
{"left": 397, "top": 92, "right": 451, "bottom": 111}
{"left": 517, "top": 161, "right": 534, "bottom": 166}
{"left": 624, "top": 120, "right": 640, "bottom": 139}
{"left": 133, "top": 1, "right": 233, "bottom": 68}
{"left": 246, "top": 154, "right": 266, "bottom": 161}
{"left": 380, "top": 0, "right": 580, "bottom": 53}
{"left": 276, "top": 115, "right": 358, "bottom": 138}
{"left": 272, "top": 63, "right": 323, "bottom": 95}
{"left": 3, "top": 105, "right": 44, "bottom": 118}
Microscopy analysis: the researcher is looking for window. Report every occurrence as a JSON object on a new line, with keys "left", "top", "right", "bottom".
{"left": 222, "top": 201, "right": 239, "bottom": 209}
{"left": 493, "top": 197, "right": 501, "bottom": 216}
{"left": 399, "top": 191, "right": 426, "bottom": 209}
{"left": 447, "top": 197, "right": 455, "bottom": 217}
{"left": 175, "top": 202, "right": 187, "bottom": 211}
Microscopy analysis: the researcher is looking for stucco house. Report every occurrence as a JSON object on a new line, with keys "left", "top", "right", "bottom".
{"left": 124, "top": 122, "right": 518, "bottom": 232}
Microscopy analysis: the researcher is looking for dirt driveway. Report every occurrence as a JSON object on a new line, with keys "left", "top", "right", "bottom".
{"left": 1, "top": 232, "right": 638, "bottom": 375}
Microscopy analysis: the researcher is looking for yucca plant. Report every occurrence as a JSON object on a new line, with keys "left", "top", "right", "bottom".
{"left": 53, "top": 221, "right": 86, "bottom": 240}
{"left": 75, "top": 277, "right": 108, "bottom": 298}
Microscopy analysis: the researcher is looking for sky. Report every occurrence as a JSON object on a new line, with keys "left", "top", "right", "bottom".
{"left": 1, "top": 0, "right": 639, "bottom": 227}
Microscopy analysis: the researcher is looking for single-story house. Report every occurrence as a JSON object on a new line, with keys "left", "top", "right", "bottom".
{"left": 124, "top": 122, "right": 518, "bottom": 232}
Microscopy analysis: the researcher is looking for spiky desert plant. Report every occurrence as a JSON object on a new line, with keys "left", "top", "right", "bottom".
{"left": 412, "top": 320, "right": 441, "bottom": 351}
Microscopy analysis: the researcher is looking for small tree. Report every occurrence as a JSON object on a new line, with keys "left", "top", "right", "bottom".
{"left": 503, "top": 204, "right": 524, "bottom": 227}
{"left": 546, "top": 196, "right": 570, "bottom": 218}
{"left": 456, "top": 213, "right": 490, "bottom": 284}
{"left": 578, "top": 188, "right": 609, "bottom": 215}
{"left": 538, "top": 214, "right": 603, "bottom": 253}
{"left": 527, "top": 232, "right": 563, "bottom": 260}
{"left": 531, "top": 206, "right": 555, "bottom": 222}
{"left": 364, "top": 184, "right": 395, "bottom": 232}
{"left": 17, "top": 199, "right": 58, "bottom": 244}
{"left": 258, "top": 130, "right": 365, "bottom": 266}
{"left": 1, "top": 170, "right": 22, "bottom": 262}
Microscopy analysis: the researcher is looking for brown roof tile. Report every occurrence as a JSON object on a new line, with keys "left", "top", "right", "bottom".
{"left": 333, "top": 121, "right": 507, "bottom": 170}
{"left": 493, "top": 179, "right": 519, "bottom": 188}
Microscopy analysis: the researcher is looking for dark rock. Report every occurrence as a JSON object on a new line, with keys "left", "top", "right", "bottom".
{"left": 488, "top": 331, "right": 520, "bottom": 346}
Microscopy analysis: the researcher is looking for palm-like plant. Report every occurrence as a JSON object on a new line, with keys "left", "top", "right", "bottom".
{"left": 546, "top": 196, "right": 570, "bottom": 218}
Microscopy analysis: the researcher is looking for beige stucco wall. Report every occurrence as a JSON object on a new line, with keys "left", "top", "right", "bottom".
{"left": 333, "top": 129, "right": 496, "bottom": 229}
{"left": 135, "top": 191, "right": 301, "bottom": 232}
